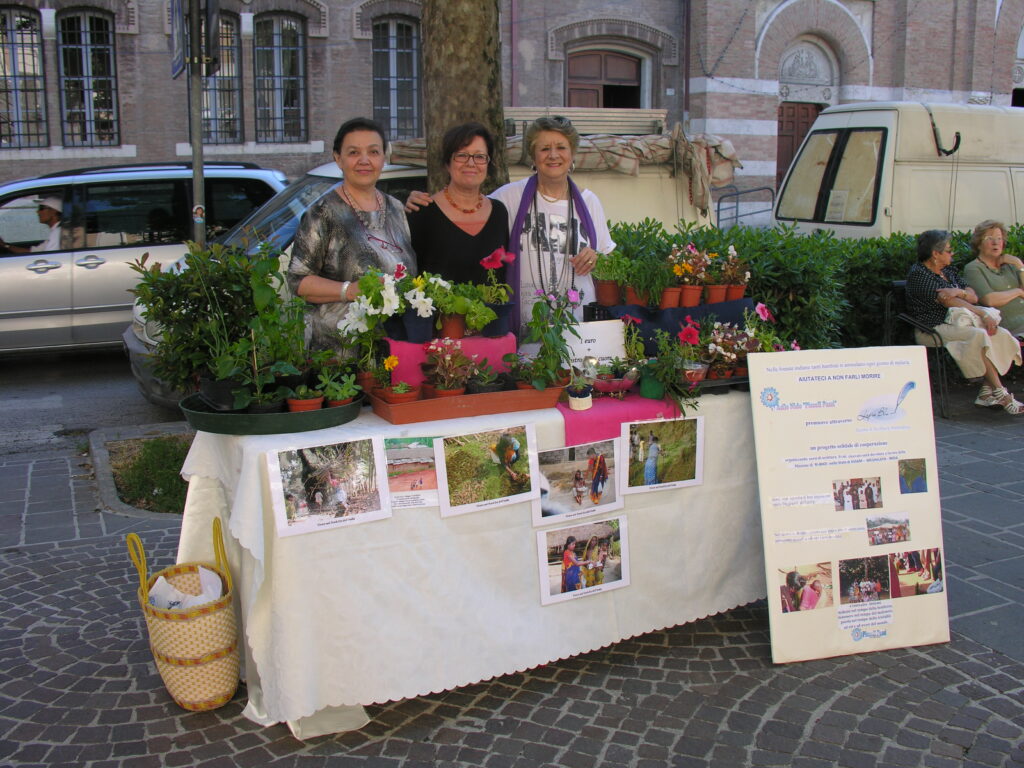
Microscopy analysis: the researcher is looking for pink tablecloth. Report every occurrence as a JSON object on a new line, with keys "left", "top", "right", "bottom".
{"left": 556, "top": 394, "right": 684, "bottom": 446}
{"left": 386, "top": 334, "right": 517, "bottom": 386}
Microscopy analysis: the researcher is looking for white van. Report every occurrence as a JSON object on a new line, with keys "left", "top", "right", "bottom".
{"left": 772, "top": 102, "right": 1024, "bottom": 238}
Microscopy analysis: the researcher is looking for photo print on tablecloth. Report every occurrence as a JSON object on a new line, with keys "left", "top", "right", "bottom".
{"left": 537, "top": 516, "right": 630, "bottom": 606}
{"left": 618, "top": 416, "right": 704, "bottom": 494}
{"left": 435, "top": 423, "right": 540, "bottom": 517}
{"left": 532, "top": 437, "right": 623, "bottom": 527}
{"left": 384, "top": 436, "right": 440, "bottom": 509}
{"left": 266, "top": 437, "right": 390, "bottom": 537}
{"left": 778, "top": 562, "right": 834, "bottom": 613}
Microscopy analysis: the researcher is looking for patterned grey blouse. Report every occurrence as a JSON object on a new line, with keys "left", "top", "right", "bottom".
{"left": 286, "top": 189, "right": 416, "bottom": 351}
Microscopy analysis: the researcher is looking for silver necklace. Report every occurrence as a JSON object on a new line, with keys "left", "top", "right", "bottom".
{"left": 530, "top": 190, "right": 576, "bottom": 295}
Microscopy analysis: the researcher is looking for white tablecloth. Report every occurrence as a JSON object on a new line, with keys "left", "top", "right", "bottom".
{"left": 177, "top": 391, "right": 766, "bottom": 737}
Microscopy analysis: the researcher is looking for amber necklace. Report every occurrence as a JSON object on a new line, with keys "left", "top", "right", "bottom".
{"left": 443, "top": 185, "right": 483, "bottom": 214}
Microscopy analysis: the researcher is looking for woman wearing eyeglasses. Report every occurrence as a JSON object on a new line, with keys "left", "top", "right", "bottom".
{"left": 407, "top": 122, "right": 509, "bottom": 284}
{"left": 408, "top": 116, "right": 614, "bottom": 337}
{"left": 905, "top": 229, "right": 1022, "bottom": 414}
{"left": 963, "top": 220, "right": 1024, "bottom": 339}
{"left": 287, "top": 117, "right": 416, "bottom": 351}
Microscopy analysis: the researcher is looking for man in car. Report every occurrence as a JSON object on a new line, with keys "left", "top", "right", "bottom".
{"left": 0, "top": 196, "right": 63, "bottom": 253}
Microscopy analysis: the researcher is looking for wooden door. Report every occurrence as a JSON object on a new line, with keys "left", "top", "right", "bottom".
{"left": 567, "top": 51, "right": 640, "bottom": 108}
{"left": 776, "top": 102, "right": 822, "bottom": 188}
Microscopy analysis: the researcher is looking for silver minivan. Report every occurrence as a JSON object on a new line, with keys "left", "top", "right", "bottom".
{"left": 0, "top": 162, "right": 287, "bottom": 352}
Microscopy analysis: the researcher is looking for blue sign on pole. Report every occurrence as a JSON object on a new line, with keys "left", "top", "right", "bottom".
{"left": 170, "top": 0, "right": 186, "bottom": 79}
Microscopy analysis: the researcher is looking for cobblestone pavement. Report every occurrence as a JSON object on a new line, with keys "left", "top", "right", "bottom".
{"left": 1, "top": 384, "right": 1022, "bottom": 768}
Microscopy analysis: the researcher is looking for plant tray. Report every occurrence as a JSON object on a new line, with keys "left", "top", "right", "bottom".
{"left": 368, "top": 386, "right": 564, "bottom": 425}
{"left": 179, "top": 394, "right": 365, "bottom": 436}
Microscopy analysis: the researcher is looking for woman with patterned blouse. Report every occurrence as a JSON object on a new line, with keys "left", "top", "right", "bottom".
{"left": 905, "top": 229, "right": 1022, "bottom": 414}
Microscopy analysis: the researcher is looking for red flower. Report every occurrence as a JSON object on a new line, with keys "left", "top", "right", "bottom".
{"left": 678, "top": 326, "right": 699, "bottom": 345}
{"left": 394, "top": 263, "right": 407, "bottom": 280}
{"left": 480, "top": 247, "right": 509, "bottom": 270}
{"left": 684, "top": 314, "right": 699, "bottom": 328}
{"left": 621, "top": 314, "right": 641, "bottom": 325}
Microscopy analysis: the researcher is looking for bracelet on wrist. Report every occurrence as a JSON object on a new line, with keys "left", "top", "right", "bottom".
{"left": 339, "top": 281, "right": 350, "bottom": 301}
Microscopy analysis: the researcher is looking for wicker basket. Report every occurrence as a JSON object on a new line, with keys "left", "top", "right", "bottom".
{"left": 126, "top": 518, "right": 239, "bottom": 711}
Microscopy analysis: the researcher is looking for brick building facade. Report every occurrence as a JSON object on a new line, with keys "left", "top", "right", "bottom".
{"left": 2, "top": 0, "right": 1023, "bottom": 220}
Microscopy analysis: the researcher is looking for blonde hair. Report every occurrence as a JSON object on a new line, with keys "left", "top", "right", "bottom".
{"left": 525, "top": 115, "right": 580, "bottom": 159}
{"left": 970, "top": 219, "right": 1007, "bottom": 257}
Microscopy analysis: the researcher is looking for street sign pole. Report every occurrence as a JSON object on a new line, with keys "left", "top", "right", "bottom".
{"left": 188, "top": 0, "right": 206, "bottom": 247}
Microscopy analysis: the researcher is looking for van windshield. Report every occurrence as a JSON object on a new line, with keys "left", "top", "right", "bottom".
{"left": 776, "top": 128, "right": 886, "bottom": 226}
{"left": 220, "top": 175, "right": 339, "bottom": 254}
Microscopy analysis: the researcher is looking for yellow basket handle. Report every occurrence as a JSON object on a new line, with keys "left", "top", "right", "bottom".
{"left": 212, "top": 517, "right": 232, "bottom": 594}
{"left": 125, "top": 532, "right": 149, "bottom": 604}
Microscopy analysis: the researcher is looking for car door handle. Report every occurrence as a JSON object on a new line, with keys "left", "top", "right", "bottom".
{"left": 27, "top": 259, "right": 62, "bottom": 274}
{"left": 75, "top": 255, "right": 107, "bottom": 269}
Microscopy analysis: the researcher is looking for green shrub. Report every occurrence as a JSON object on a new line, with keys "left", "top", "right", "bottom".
{"left": 112, "top": 435, "right": 193, "bottom": 515}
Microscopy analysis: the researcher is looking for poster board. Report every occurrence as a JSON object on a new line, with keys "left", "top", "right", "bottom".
{"left": 748, "top": 346, "right": 949, "bottom": 663}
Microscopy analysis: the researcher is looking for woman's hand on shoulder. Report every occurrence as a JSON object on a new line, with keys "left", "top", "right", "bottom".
{"left": 405, "top": 190, "right": 433, "bottom": 213}
{"left": 1001, "top": 253, "right": 1024, "bottom": 270}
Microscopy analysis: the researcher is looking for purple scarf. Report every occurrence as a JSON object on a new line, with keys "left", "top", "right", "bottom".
{"left": 506, "top": 174, "right": 598, "bottom": 334}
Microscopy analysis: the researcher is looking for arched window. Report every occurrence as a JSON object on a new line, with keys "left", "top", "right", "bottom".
{"left": 202, "top": 13, "right": 242, "bottom": 144}
{"left": 254, "top": 13, "right": 307, "bottom": 143}
{"left": 0, "top": 7, "right": 46, "bottom": 148}
{"left": 372, "top": 16, "right": 420, "bottom": 140}
{"left": 58, "top": 10, "right": 119, "bottom": 147}
{"left": 567, "top": 50, "right": 642, "bottom": 108}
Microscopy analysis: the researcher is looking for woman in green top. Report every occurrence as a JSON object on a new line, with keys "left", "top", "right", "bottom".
{"left": 963, "top": 219, "right": 1024, "bottom": 338}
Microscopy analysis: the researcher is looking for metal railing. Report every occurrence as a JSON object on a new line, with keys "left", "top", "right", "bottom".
{"left": 715, "top": 185, "right": 776, "bottom": 228}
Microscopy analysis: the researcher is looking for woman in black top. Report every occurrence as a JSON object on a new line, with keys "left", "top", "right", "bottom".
{"left": 905, "top": 229, "right": 1022, "bottom": 414}
{"left": 407, "top": 122, "right": 508, "bottom": 285}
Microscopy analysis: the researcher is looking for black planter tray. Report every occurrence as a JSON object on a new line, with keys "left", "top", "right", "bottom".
{"left": 179, "top": 394, "right": 365, "bottom": 436}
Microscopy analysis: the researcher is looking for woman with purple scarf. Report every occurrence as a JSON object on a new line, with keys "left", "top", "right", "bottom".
{"left": 408, "top": 116, "right": 616, "bottom": 337}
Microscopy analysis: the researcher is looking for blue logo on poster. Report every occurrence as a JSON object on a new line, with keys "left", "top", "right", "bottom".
{"left": 760, "top": 387, "right": 780, "bottom": 409}
{"left": 851, "top": 627, "right": 887, "bottom": 642}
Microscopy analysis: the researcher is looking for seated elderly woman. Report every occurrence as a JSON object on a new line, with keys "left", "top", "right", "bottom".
{"left": 905, "top": 229, "right": 1022, "bottom": 414}
{"left": 963, "top": 219, "right": 1024, "bottom": 338}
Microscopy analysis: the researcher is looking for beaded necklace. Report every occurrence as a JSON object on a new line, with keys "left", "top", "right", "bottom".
{"left": 443, "top": 185, "right": 484, "bottom": 214}
{"left": 341, "top": 184, "right": 386, "bottom": 231}
{"left": 528, "top": 189, "right": 577, "bottom": 295}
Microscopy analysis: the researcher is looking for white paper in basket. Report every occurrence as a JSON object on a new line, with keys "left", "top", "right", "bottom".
{"left": 148, "top": 566, "right": 222, "bottom": 610}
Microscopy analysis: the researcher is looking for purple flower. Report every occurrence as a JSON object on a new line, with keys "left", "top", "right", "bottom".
{"left": 567, "top": 289, "right": 580, "bottom": 304}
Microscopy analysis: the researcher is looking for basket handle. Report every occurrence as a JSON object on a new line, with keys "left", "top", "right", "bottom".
{"left": 212, "top": 517, "right": 232, "bottom": 594}
{"left": 125, "top": 532, "right": 149, "bottom": 603}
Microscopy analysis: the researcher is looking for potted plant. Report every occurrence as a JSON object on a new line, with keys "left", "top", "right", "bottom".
{"left": 421, "top": 273, "right": 496, "bottom": 337}
{"left": 591, "top": 250, "right": 628, "bottom": 307}
{"left": 467, "top": 358, "right": 505, "bottom": 394}
{"left": 286, "top": 384, "right": 325, "bottom": 412}
{"left": 375, "top": 379, "right": 420, "bottom": 404}
{"left": 477, "top": 248, "right": 516, "bottom": 337}
{"left": 677, "top": 315, "right": 708, "bottom": 383}
{"left": 421, "top": 337, "right": 474, "bottom": 396}
{"left": 522, "top": 288, "right": 582, "bottom": 389}
{"left": 703, "top": 249, "right": 728, "bottom": 304}
{"left": 667, "top": 243, "right": 708, "bottom": 308}
{"left": 502, "top": 351, "right": 535, "bottom": 389}
{"left": 317, "top": 369, "right": 362, "bottom": 407}
{"left": 639, "top": 329, "right": 700, "bottom": 414}
{"left": 721, "top": 244, "right": 749, "bottom": 301}
{"left": 566, "top": 365, "right": 595, "bottom": 410}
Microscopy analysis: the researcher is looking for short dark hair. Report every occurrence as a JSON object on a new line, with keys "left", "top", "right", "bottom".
{"left": 916, "top": 229, "right": 951, "bottom": 262}
{"left": 333, "top": 117, "right": 388, "bottom": 155}
{"left": 440, "top": 121, "right": 495, "bottom": 170}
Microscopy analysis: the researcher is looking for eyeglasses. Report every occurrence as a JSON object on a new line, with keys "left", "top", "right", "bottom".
{"left": 452, "top": 152, "right": 489, "bottom": 166}
{"left": 368, "top": 234, "right": 404, "bottom": 254}
{"left": 984, "top": 236, "right": 1004, "bottom": 243}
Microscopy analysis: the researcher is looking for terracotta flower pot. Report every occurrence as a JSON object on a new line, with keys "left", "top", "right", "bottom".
{"left": 659, "top": 286, "right": 682, "bottom": 309}
{"left": 355, "top": 370, "right": 377, "bottom": 392}
{"left": 726, "top": 284, "right": 747, "bottom": 301}
{"left": 704, "top": 284, "right": 728, "bottom": 304}
{"left": 374, "top": 386, "right": 421, "bottom": 404}
{"left": 515, "top": 380, "right": 537, "bottom": 390}
{"left": 286, "top": 395, "right": 325, "bottom": 412}
{"left": 679, "top": 284, "right": 702, "bottom": 307}
{"left": 438, "top": 313, "right": 466, "bottom": 339}
{"left": 623, "top": 285, "right": 648, "bottom": 306}
{"left": 593, "top": 279, "right": 621, "bottom": 307}
{"left": 326, "top": 397, "right": 354, "bottom": 407}
{"left": 433, "top": 386, "right": 466, "bottom": 398}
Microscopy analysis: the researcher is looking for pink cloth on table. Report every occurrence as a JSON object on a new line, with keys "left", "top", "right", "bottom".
{"left": 557, "top": 395, "right": 685, "bottom": 446}
{"left": 386, "top": 334, "right": 517, "bottom": 386}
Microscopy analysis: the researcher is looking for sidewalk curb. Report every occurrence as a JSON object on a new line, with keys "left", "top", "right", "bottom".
{"left": 89, "top": 422, "right": 196, "bottom": 521}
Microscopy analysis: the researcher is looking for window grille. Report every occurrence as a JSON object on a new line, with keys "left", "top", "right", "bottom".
{"left": 201, "top": 14, "right": 242, "bottom": 144}
{"left": 372, "top": 17, "right": 420, "bottom": 140}
{"left": 58, "top": 11, "right": 119, "bottom": 147}
{"left": 0, "top": 8, "right": 47, "bottom": 148}
{"left": 253, "top": 14, "right": 306, "bottom": 143}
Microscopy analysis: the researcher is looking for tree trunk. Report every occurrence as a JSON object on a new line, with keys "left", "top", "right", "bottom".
{"left": 422, "top": 0, "right": 508, "bottom": 193}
